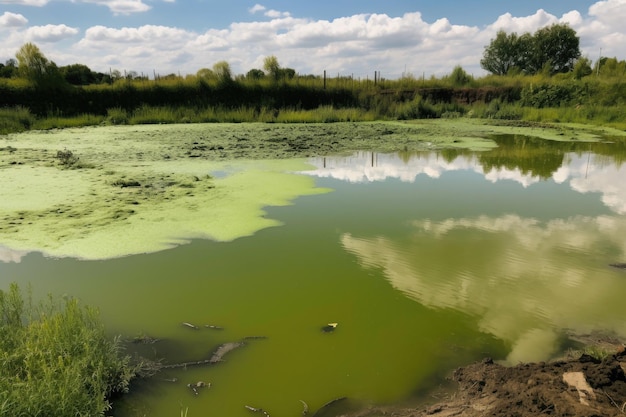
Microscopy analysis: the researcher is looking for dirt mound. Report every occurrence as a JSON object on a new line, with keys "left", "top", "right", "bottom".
{"left": 346, "top": 349, "right": 626, "bottom": 417}
{"left": 443, "top": 353, "right": 626, "bottom": 417}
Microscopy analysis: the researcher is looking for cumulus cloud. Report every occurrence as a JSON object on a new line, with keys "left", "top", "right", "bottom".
{"left": 249, "top": 4, "right": 265, "bottom": 14}
{"left": 26, "top": 24, "right": 79, "bottom": 42}
{"left": 2, "top": 0, "right": 625, "bottom": 79}
{"left": 0, "top": 12, "right": 28, "bottom": 28}
{"left": 78, "top": 0, "right": 151, "bottom": 15}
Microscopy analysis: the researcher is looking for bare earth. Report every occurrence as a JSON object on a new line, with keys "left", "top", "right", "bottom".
{"left": 343, "top": 341, "right": 626, "bottom": 417}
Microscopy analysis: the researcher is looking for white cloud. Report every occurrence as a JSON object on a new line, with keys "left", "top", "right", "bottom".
{"left": 0, "top": 12, "right": 28, "bottom": 27}
{"left": 26, "top": 24, "right": 79, "bottom": 42}
{"left": 488, "top": 9, "right": 558, "bottom": 33}
{"left": 2, "top": 1, "right": 626, "bottom": 79}
{"left": 78, "top": 0, "right": 151, "bottom": 15}
{"left": 264, "top": 9, "right": 290, "bottom": 18}
{"left": 249, "top": 4, "right": 265, "bottom": 14}
{"left": 0, "top": 0, "right": 48, "bottom": 5}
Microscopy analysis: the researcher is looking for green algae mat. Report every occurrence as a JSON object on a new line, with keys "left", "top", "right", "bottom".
{"left": 1, "top": 119, "right": 623, "bottom": 260}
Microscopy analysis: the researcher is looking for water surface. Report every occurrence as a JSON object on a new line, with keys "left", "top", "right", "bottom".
{"left": 2, "top": 135, "right": 626, "bottom": 417}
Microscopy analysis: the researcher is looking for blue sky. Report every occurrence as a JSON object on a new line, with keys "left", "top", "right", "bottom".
{"left": 1, "top": 0, "right": 624, "bottom": 78}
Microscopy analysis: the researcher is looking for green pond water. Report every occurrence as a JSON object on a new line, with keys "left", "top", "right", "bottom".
{"left": 2, "top": 135, "right": 626, "bottom": 416}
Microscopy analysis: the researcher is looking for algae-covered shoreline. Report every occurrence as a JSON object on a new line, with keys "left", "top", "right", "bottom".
{"left": 1, "top": 119, "right": 624, "bottom": 261}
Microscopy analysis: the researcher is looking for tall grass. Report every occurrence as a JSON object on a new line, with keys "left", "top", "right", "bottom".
{"left": 0, "top": 283, "right": 137, "bottom": 417}
{"left": 0, "top": 106, "right": 34, "bottom": 134}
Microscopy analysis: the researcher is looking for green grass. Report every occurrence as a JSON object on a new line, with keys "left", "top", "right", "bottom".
{"left": 0, "top": 283, "right": 137, "bottom": 416}
{"left": 0, "top": 106, "right": 35, "bottom": 134}
{"left": 32, "top": 113, "right": 105, "bottom": 130}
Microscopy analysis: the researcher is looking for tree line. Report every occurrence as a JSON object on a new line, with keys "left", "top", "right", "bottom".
{"left": 2, "top": 23, "right": 625, "bottom": 90}
{"left": 0, "top": 43, "right": 301, "bottom": 87}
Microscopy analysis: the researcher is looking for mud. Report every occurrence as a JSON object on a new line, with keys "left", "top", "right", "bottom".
{"left": 343, "top": 337, "right": 626, "bottom": 417}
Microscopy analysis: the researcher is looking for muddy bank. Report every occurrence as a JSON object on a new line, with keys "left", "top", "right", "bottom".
{"left": 343, "top": 336, "right": 626, "bottom": 417}
{"left": 1, "top": 119, "right": 624, "bottom": 261}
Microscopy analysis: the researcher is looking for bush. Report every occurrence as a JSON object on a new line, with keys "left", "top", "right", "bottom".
{"left": 0, "top": 106, "right": 34, "bottom": 134}
{"left": 106, "top": 107, "right": 129, "bottom": 125}
{"left": 395, "top": 96, "right": 439, "bottom": 120}
{"left": 0, "top": 283, "right": 137, "bottom": 416}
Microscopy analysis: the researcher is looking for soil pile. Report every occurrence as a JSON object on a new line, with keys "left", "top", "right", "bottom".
{"left": 349, "top": 349, "right": 626, "bottom": 417}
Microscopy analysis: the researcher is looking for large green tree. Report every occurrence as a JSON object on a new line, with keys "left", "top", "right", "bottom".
{"left": 480, "top": 31, "right": 527, "bottom": 75}
{"left": 481, "top": 24, "right": 580, "bottom": 75}
{"left": 528, "top": 24, "right": 581, "bottom": 74}
{"left": 60, "top": 63, "right": 97, "bottom": 85}
{"left": 15, "top": 42, "right": 64, "bottom": 86}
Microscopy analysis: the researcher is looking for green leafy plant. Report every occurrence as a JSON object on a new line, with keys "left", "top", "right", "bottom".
{"left": 0, "top": 283, "right": 138, "bottom": 416}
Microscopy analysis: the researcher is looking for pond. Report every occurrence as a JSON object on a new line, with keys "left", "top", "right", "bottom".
{"left": 2, "top": 134, "right": 626, "bottom": 417}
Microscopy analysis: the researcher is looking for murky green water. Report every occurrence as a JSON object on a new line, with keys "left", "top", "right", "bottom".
{"left": 2, "top": 135, "right": 626, "bottom": 416}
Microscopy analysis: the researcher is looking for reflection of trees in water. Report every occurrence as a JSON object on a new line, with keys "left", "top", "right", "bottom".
{"left": 477, "top": 134, "right": 626, "bottom": 179}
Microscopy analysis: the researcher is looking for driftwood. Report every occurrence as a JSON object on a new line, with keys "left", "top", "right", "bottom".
{"left": 209, "top": 342, "right": 246, "bottom": 363}
{"left": 245, "top": 405, "right": 271, "bottom": 417}
{"left": 161, "top": 341, "right": 246, "bottom": 369}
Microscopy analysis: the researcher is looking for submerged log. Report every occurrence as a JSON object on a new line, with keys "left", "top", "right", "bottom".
{"left": 209, "top": 341, "right": 246, "bottom": 363}
{"left": 161, "top": 341, "right": 247, "bottom": 369}
{"left": 610, "top": 263, "right": 626, "bottom": 269}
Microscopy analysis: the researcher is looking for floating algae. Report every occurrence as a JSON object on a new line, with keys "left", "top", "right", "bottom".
{"left": 0, "top": 125, "right": 329, "bottom": 260}
{"left": 2, "top": 120, "right": 622, "bottom": 261}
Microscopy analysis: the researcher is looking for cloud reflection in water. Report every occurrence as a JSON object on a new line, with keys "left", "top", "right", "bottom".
{"left": 304, "top": 150, "right": 626, "bottom": 363}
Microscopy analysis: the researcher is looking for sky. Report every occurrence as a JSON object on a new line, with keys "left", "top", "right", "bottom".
{"left": 0, "top": 0, "right": 625, "bottom": 79}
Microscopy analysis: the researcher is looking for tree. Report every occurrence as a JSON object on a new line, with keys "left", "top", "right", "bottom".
{"left": 196, "top": 67, "right": 215, "bottom": 80}
{"left": 15, "top": 43, "right": 63, "bottom": 86}
{"left": 529, "top": 24, "right": 580, "bottom": 74}
{"left": 60, "top": 63, "right": 96, "bottom": 85}
{"left": 0, "top": 59, "right": 17, "bottom": 78}
{"left": 263, "top": 55, "right": 281, "bottom": 80}
{"left": 572, "top": 57, "right": 592, "bottom": 79}
{"left": 595, "top": 57, "right": 626, "bottom": 77}
{"left": 480, "top": 31, "right": 525, "bottom": 75}
{"left": 212, "top": 61, "right": 232, "bottom": 84}
{"left": 448, "top": 65, "right": 472, "bottom": 86}
{"left": 280, "top": 67, "right": 296, "bottom": 80}
{"left": 246, "top": 68, "right": 265, "bottom": 80}
{"left": 481, "top": 24, "right": 580, "bottom": 76}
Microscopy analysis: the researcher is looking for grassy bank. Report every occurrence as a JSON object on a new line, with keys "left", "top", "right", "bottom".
{"left": 0, "top": 283, "right": 138, "bottom": 416}
{"left": 2, "top": 64, "right": 626, "bottom": 135}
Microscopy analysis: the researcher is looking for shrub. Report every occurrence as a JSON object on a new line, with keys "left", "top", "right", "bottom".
{"left": 0, "top": 106, "right": 34, "bottom": 134}
{"left": 0, "top": 283, "right": 137, "bottom": 416}
{"left": 395, "top": 96, "right": 439, "bottom": 120}
{"left": 106, "top": 107, "right": 129, "bottom": 125}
